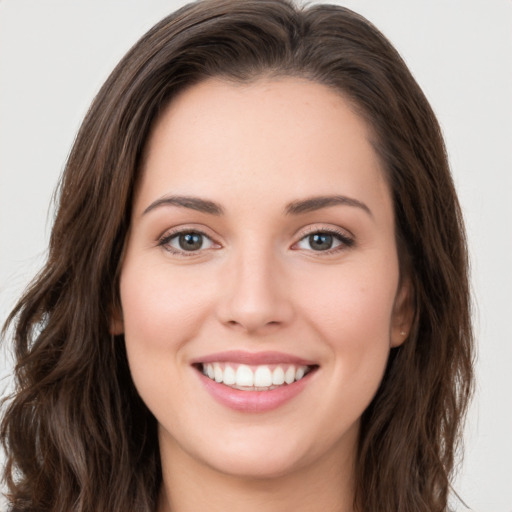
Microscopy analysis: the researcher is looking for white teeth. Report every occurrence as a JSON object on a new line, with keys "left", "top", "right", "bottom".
{"left": 214, "top": 363, "right": 223, "bottom": 383}
{"left": 236, "top": 364, "right": 254, "bottom": 387}
{"left": 272, "top": 366, "right": 285, "bottom": 385}
{"left": 285, "top": 366, "right": 295, "bottom": 384}
{"left": 201, "top": 363, "right": 311, "bottom": 389}
{"left": 254, "top": 366, "right": 273, "bottom": 387}
{"left": 223, "top": 365, "right": 236, "bottom": 385}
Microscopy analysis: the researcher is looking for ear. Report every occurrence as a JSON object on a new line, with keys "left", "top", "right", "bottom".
{"left": 109, "top": 304, "right": 124, "bottom": 335}
{"left": 390, "top": 278, "right": 414, "bottom": 348}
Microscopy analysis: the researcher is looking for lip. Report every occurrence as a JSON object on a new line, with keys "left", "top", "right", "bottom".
{"left": 192, "top": 351, "right": 318, "bottom": 413}
{"left": 191, "top": 350, "right": 317, "bottom": 366}
{"left": 197, "top": 370, "right": 316, "bottom": 412}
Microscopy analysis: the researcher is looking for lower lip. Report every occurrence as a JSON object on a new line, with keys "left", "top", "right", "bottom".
{"left": 197, "top": 370, "right": 315, "bottom": 413}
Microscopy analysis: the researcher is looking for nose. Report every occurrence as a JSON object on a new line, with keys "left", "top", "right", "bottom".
{"left": 216, "top": 247, "right": 295, "bottom": 335}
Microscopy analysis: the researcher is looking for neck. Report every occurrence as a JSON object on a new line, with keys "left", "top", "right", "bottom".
{"left": 157, "top": 434, "right": 356, "bottom": 512}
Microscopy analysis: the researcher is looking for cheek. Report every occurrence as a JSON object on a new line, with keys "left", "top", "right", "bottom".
{"left": 119, "top": 262, "right": 214, "bottom": 353}
{"left": 294, "top": 260, "right": 398, "bottom": 393}
{"left": 297, "top": 263, "right": 398, "bottom": 344}
{"left": 118, "top": 262, "right": 215, "bottom": 416}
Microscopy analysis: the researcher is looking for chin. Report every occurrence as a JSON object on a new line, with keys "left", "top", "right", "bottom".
{"left": 204, "top": 447, "right": 309, "bottom": 480}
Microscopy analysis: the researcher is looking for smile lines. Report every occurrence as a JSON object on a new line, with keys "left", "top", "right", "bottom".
{"left": 200, "top": 363, "right": 314, "bottom": 390}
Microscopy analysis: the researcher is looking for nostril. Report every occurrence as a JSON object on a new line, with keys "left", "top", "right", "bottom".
{"left": 224, "top": 318, "right": 283, "bottom": 333}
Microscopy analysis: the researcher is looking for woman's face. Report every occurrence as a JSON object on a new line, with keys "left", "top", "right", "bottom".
{"left": 115, "top": 78, "right": 411, "bottom": 478}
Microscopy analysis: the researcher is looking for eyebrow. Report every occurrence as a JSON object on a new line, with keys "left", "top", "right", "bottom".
{"left": 285, "top": 195, "right": 373, "bottom": 217}
{"left": 142, "top": 194, "right": 372, "bottom": 218}
{"left": 142, "top": 195, "right": 224, "bottom": 216}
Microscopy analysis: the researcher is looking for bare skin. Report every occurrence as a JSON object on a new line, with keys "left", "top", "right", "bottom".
{"left": 158, "top": 432, "right": 355, "bottom": 512}
{"left": 114, "top": 78, "right": 412, "bottom": 512}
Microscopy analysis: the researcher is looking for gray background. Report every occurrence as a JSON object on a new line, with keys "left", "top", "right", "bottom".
{"left": 1, "top": 1, "right": 511, "bottom": 511}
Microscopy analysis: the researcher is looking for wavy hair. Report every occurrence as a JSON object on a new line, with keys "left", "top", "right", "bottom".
{"left": 1, "top": 1, "right": 473, "bottom": 511}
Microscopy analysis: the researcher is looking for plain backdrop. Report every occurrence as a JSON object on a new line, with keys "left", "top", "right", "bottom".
{"left": 1, "top": 1, "right": 511, "bottom": 511}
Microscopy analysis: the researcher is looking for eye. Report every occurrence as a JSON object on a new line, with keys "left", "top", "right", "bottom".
{"left": 159, "top": 230, "right": 216, "bottom": 254}
{"left": 294, "top": 229, "right": 354, "bottom": 253}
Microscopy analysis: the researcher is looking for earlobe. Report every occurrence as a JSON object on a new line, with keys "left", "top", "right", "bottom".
{"left": 390, "top": 279, "right": 414, "bottom": 348}
{"left": 392, "top": 328, "right": 409, "bottom": 348}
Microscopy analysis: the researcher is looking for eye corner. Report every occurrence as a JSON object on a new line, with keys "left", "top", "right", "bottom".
{"left": 157, "top": 227, "right": 221, "bottom": 257}
{"left": 291, "top": 226, "right": 355, "bottom": 255}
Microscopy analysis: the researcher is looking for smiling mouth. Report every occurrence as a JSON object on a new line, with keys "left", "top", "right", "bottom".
{"left": 195, "top": 362, "right": 318, "bottom": 391}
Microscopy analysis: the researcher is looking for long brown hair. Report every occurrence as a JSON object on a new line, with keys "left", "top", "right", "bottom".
{"left": 1, "top": 1, "right": 473, "bottom": 511}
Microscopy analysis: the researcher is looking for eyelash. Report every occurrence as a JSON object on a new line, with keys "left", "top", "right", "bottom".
{"left": 157, "top": 229, "right": 216, "bottom": 257}
{"left": 293, "top": 227, "right": 355, "bottom": 255}
{"left": 157, "top": 226, "right": 355, "bottom": 257}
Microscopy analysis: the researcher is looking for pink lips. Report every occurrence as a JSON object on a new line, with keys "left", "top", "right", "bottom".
{"left": 192, "top": 350, "right": 318, "bottom": 413}
{"left": 191, "top": 350, "right": 316, "bottom": 366}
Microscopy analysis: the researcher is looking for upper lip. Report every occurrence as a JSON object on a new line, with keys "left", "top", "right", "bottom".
{"left": 191, "top": 350, "right": 317, "bottom": 366}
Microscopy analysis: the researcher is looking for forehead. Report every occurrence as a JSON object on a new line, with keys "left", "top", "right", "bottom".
{"left": 136, "top": 77, "right": 391, "bottom": 219}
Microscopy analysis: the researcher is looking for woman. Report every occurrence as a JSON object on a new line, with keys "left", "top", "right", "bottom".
{"left": 1, "top": 1, "right": 473, "bottom": 511}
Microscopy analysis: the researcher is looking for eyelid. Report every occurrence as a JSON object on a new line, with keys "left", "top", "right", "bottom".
{"left": 291, "top": 225, "right": 355, "bottom": 253}
{"left": 157, "top": 225, "right": 221, "bottom": 256}
{"left": 156, "top": 223, "right": 354, "bottom": 257}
